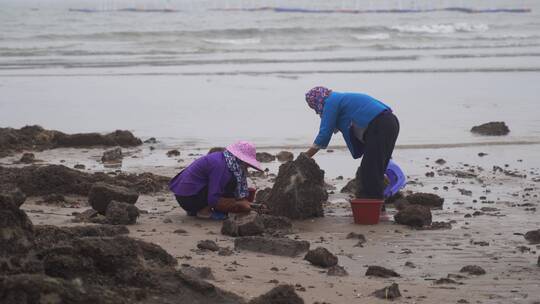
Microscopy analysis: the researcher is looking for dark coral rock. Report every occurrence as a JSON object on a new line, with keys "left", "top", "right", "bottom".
{"left": 304, "top": 247, "right": 338, "bottom": 268}
{"left": 471, "top": 121, "right": 510, "bottom": 136}
{"left": 249, "top": 284, "right": 304, "bottom": 304}
{"left": 372, "top": 283, "right": 401, "bottom": 300}
{"left": 365, "top": 266, "right": 400, "bottom": 278}
{"left": 105, "top": 201, "right": 140, "bottom": 225}
{"left": 88, "top": 182, "right": 138, "bottom": 214}
{"left": 394, "top": 205, "right": 432, "bottom": 227}
{"left": 266, "top": 154, "right": 327, "bottom": 219}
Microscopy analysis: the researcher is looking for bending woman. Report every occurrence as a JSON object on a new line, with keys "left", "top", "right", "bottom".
{"left": 169, "top": 141, "right": 262, "bottom": 219}
{"left": 304, "top": 87, "right": 400, "bottom": 199}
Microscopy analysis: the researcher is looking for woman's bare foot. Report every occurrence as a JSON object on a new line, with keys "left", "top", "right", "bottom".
{"left": 196, "top": 207, "right": 212, "bottom": 219}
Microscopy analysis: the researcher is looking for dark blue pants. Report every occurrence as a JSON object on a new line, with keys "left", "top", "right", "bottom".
{"left": 356, "top": 112, "right": 400, "bottom": 199}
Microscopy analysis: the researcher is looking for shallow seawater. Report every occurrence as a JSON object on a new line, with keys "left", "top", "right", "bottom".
{"left": 1, "top": 0, "right": 540, "bottom": 149}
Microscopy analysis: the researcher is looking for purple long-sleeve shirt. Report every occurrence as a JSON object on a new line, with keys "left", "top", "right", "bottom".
{"left": 169, "top": 152, "right": 233, "bottom": 207}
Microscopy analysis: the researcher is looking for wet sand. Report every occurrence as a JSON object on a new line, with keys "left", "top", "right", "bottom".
{"left": 3, "top": 143, "right": 540, "bottom": 303}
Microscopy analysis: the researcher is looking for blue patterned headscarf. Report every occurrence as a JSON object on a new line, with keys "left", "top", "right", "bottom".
{"left": 305, "top": 86, "right": 332, "bottom": 115}
{"left": 223, "top": 150, "right": 249, "bottom": 199}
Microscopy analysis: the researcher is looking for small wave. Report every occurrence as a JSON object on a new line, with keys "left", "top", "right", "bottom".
{"left": 202, "top": 38, "right": 262, "bottom": 45}
{"left": 391, "top": 23, "right": 489, "bottom": 34}
{"left": 351, "top": 33, "right": 390, "bottom": 41}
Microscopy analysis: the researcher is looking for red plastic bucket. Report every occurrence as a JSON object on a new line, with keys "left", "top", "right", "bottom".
{"left": 350, "top": 199, "right": 383, "bottom": 225}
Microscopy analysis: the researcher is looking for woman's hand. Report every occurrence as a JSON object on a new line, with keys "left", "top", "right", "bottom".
{"left": 303, "top": 146, "right": 319, "bottom": 158}
{"left": 215, "top": 197, "right": 251, "bottom": 213}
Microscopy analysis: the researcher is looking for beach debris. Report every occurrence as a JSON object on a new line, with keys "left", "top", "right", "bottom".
{"left": 471, "top": 121, "right": 510, "bottom": 136}
{"left": 405, "top": 192, "right": 444, "bottom": 208}
{"left": 143, "top": 137, "right": 157, "bottom": 144}
{"left": 234, "top": 236, "right": 310, "bottom": 257}
{"left": 207, "top": 147, "right": 225, "bottom": 154}
{"left": 88, "top": 182, "right": 138, "bottom": 214}
{"left": 304, "top": 247, "right": 338, "bottom": 268}
{"left": 218, "top": 247, "right": 234, "bottom": 256}
{"left": 73, "top": 164, "right": 85, "bottom": 170}
{"left": 404, "top": 261, "right": 416, "bottom": 268}
{"left": 434, "top": 278, "right": 461, "bottom": 285}
{"left": 72, "top": 209, "right": 107, "bottom": 224}
{"left": 394, "top": 205, "right": 432, "bottom": 227}
{"left": 372, "top": 283, "right": 401, "bottom": 300}
{"left": 458, "top": 188, "right": 473, "bottom": 196}
{"left": 346, "top": 232, "right": 367, "bottom": 246}
{"left": 266, "top": 154, "right": 327, "bottom": 219}
{"left": 276, "top": 151, "right": 294, "bottom": 162}
{"left": 180, "top": 265, "right": 215, "bottom": 280}
{"left": 101, "top": 147, "right": 123, "bottom": 163}
{"left": 173, "top": 228, "right": 188, "bottom": 234}
{"left": 365, "top": 266, "right": 400, "bottom": 278}
{"left": 478, "top": 152, "right": 488, "bottom": 157}
{"left": 19, "top": 152, "right": 36, "bottom": 164}
{"left": 166, "top": 149, "right": 180, "bottom": 157}
{"left": 248, "top": 284, "right": 304, "bottom": 304}
{"left": 40, "top": 193, "right": 66, "bottom": 205}
{"left": 105, "top": 201, "right": 140, "bottom": 225}
{"left": 256, "top": 152, "right": 276, "bottom": 163}
{"left": 524, "top": 229, "right": 540, "bottom": 244}
{"left": 422, "top": 221, "right": 452, "bottom": 230}
{"left": 460, "top": 265, "right": 486, "bottom": 275}
{"left": 197, "top": 240, "right": 220, "bottom": 252}
{"left": 221, "top": 213, "right": 292, "bottom": 237}
{"left": 327, "top": 265, "right": 348, "bottom": 277}
{"left": 435, "top": 158, "right": 446, "bottom": 165}
{"left": 438, "top": 169, "right": 478, "bottom": 179}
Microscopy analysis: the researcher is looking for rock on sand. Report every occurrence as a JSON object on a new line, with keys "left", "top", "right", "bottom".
{"left": 471, "top": 121, "right": 510, "bottom": 136}
{"left": 372, "top": 283, "right": 401, "bottom": 300}
{"left": 105, "top": 201, "right": 140, "bottom": 225}
{"left": 234, "top": 236, "right": 309, "bottom": 257}
{"left": 524, "top": 229, "right": 540, "bottom": 244}
{"left": 394, "top": 204, "right": 432, "bottom": 227}
{"left": 249, "top": 284, "right": 304, "bottom": 304}
{"left": 304, "top": 247, "right": 338, "bottom": 268}
{"left": 266, "top": 154, "right": 327, "bottom": 219}
{"left": 88, "top": 182, "right": 139, "bottom": 214}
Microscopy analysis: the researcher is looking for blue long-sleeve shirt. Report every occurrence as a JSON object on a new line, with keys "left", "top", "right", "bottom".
{"left": 169, "top": 152, "right": 233, "bottom": 207}
{"left": 313, "top": 92, "right": 390, "bottom": 159}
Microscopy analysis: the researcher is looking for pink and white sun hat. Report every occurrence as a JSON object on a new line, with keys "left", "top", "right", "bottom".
{"left": 226, "top": 141, "right": 263, "bottom": 171}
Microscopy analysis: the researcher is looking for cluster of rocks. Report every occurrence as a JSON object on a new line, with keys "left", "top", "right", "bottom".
{"left": 392, "top": 192, "right": 445, "bottom": 228}
{"left": 0, "top": 197, "right": 246, "bottom": 304}
{"left": 2, "top": 191, "right": 310, "bottom": 303}
{"left": 0, "top": 125, "right": 142, "bottom": 158}
{"left": 0, "top": 164, "right": 168, "bottom": 197}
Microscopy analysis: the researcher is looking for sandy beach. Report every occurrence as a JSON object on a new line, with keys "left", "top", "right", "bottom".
{"left": 1, "top": 136, "right": 538, "bottom": 303}
{"left": 1, "top": 1, "right": 540, "bottom": 303}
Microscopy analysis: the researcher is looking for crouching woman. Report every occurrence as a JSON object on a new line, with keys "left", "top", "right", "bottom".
{"left": 169, "top": 141, "right": 262, "bottom": 219}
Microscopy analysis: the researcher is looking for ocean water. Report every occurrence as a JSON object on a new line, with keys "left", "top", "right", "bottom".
{"left": 1, "top": 0, "right": 539, "bottom": 149}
